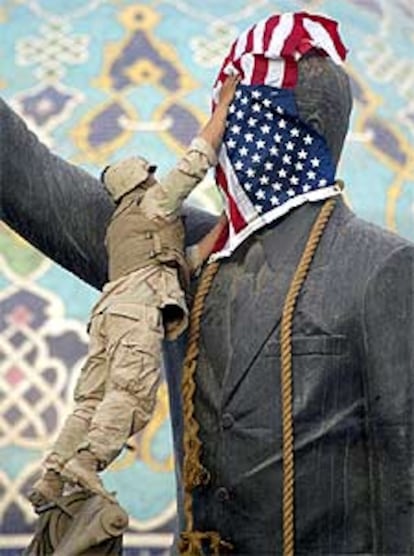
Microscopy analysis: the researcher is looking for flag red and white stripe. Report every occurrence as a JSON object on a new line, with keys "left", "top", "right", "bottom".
{"left": 213, "top": 12, "right": 347, "bottom": 100}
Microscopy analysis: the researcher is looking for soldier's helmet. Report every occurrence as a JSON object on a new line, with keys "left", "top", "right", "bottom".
{"left": 100, "top": 156, "right": 157, "bottom": 202}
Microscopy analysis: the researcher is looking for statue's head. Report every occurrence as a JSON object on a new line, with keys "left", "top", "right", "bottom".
{"left": 208, "top": 13, "right": 352, "bottom": 259}
{"left": 213, "top": 13, "right": 352, "bottom": 171}
{"left": 295, "top": 53, "right": 353, "bottom": 167}
{"left": 100, "top": 156, "right": 157, "bottom": 203}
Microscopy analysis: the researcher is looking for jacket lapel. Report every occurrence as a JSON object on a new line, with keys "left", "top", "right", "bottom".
{"left": 218, "top": 202, "right": 332, "bottom": 406}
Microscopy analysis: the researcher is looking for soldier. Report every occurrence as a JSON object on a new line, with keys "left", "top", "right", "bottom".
{"left": 28, "top": 74, "right": 239, "bottom": 509}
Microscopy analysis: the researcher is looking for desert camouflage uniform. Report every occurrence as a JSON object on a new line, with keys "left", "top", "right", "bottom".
{"left": 46, "top": 137, "right": 216, "bottom": 470}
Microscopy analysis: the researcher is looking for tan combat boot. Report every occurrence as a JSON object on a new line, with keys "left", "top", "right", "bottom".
{"left": 62, "top": 449, "right": 115, "bottom": 502}
{"left": 29, "top": 455, "right": 64, "bottom": 510}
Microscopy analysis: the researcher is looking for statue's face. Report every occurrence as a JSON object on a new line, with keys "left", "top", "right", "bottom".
{"left": 295, "top": 55, "right": 353, "bottom": 166}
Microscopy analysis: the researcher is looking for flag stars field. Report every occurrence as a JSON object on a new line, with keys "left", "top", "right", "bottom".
{"left": 219, "top": 84, "right": 337, "bottom": 226}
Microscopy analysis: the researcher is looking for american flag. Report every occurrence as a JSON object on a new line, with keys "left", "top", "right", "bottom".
{"left": 209, "top": 12, "right": 347, "bottom": 261}
{"left": 210, "top": 84, "right": 339, "bottom": 260}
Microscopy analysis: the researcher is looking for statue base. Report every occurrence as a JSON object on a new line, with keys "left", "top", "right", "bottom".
{"left": 24, "top": 491, "right": 128, "bottom": 556}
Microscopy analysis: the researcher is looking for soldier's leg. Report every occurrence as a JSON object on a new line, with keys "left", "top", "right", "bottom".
{"left": 29, "top": 314, "right": 108, "bottom": 507}
{"left": 62, "top": 306, "right": 163, "bottom": 498}
{"left": 51, "top": 314, "right": 108, "bottom": 460}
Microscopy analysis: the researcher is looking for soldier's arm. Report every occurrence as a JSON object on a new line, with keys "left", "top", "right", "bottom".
{"left": 140, "top": 75, "right": 239, "bottom": 220}
{"left": 186, "top": 212, "right": 227, "bottom": 273}
{"left": 198, "top": 74, "right": 240, "bottom": 153}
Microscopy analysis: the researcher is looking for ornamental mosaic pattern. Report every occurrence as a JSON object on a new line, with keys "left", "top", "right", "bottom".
{"left": 0, "top": 0, "right": 413, "bottom": 553}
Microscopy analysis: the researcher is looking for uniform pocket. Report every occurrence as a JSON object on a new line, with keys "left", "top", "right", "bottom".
{"left": 105, "top": 310, "right": 162, "bottom": 357}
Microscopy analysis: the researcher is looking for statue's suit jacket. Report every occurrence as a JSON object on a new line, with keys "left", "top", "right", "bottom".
{"left": 1, "top": 98, "right": 413, "bottom": 555}
{"left": 183, "top": 199, "right": 414, "bottom": 555}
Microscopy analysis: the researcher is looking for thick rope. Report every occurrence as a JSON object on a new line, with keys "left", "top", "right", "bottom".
{"left": 180, "top": 261, "right": 222, "bottom": 554}
{"left": 279, "top": 198, "right": 337, "bottom": 556}
{"left": 180, "top": 531, "right": 233, "bottom": 555}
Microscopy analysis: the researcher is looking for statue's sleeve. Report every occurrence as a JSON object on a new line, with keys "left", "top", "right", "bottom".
{"left": 0, "top": 98, "right": 216, "bottom": 290}
{"left": 361, "top": 244, "right": 414, "bottom": 551}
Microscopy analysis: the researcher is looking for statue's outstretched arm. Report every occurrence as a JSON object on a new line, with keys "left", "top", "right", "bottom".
{"left": 0, "top": 98, "right": 216, "bottom": 290}
{"left": 0, "top": 98, "right": 112, "bottom": 289}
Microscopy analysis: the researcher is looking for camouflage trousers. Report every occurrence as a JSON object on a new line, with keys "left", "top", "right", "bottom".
{"left": 49, "top": 304, "right": 164, "bottom": 468}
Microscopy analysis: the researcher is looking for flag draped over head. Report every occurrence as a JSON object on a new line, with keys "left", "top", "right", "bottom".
{"left": 210, "top": 12, "right": 348, "bottom": 261}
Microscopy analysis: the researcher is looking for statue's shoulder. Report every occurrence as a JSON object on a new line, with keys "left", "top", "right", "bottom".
{"left": 337, "top": 205, "right": 414, "bottom": 264}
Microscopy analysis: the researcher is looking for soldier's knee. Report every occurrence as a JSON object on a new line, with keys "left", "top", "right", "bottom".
{"left": 106, "top": 377, "right": 158, "bottom": 418}
{"left": 72, "top": 398, "right": 100, "bottom": 422}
